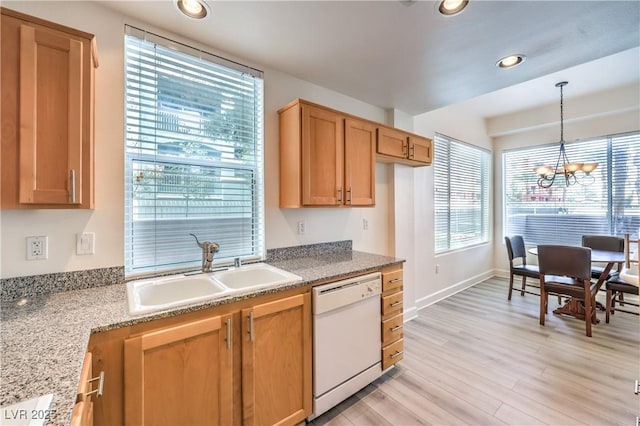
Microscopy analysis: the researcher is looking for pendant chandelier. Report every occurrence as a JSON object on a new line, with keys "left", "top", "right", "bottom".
{"left": 533, "top": 81, "right": 598, "bottom": 188}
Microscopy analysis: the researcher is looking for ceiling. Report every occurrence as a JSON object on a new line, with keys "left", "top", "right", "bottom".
{"left": 98, "top": 0, "right": 640, "bottom": 117}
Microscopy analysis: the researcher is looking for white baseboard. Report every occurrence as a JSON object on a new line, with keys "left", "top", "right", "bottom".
{"left": 493, "top": 268, "right": 509, "bottom": 279}
{"left": 403, "top": 306, "right": 418, "bottom": 322}
{"left": 414, "top": 270, "right": 495, "bottom": 312}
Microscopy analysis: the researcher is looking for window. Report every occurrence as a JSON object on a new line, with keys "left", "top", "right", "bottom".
{"left": 434, "top": 134, "right": 491, "bottom": 253}
{"left": 124, "top": 26, "right": 264, "bottom": 276}
{"left": 503, "top": 131, "right": 640, "bottom": 245}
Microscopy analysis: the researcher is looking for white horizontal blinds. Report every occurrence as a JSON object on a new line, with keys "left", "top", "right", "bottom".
{"left": 124, "top": 27, "right": 264, "bottom": 276}
{"left": 611, "top": 133, "right": 640, "bottom": 238}
{"left": 503, "top": 131, "right": 640, "bottom": 246}
{"left": 434, "top": 134, "right": 491, "bottom": 253}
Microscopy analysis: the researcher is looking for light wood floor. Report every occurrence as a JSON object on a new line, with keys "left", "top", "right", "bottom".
{"left": 310, "top": 276, "right": 640, "bottom": 426}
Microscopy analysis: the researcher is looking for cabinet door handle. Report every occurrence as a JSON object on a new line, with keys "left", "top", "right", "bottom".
{"left": 390, "top": 301, "right": 402, "bottom": 307}
{"left": 346, "top": 187, "right": 352, "bottom": 204}
{"left": 70, "top": 169, "right": 76, "bottom": 203}
{"left": 86, "top": 371, "right": 104, "bottom": 398}
{"left": 390, "top": 325, "right": 403, "bottom": 332}
{"left": 248, "top": 312, "right": 254, "bottom": 342}
{"left": 635, "top": 379, "right": 639, "bottom": 395}
{"left": 402, "top": 140, "right": 408, "bottom": 157}
{"left": 337, "top": 188, "right": 343, "bottom": 203}
{"left": 409, "top": 144, "right": 415, "bottom": 159}
{"left": 388, "top": 278, "right": 402, "bottom": 284}
{"left": 390, "top": 350, "right": 404, "bottom": 359}
{"left": 225, "top": 318, "right": 232, "bottom": 349}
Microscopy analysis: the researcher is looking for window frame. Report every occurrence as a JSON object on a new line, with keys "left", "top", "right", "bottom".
{"left": 502, "top": 130, "right": 640, "bottom": 246}
{"left": 124, "top": 26, "right": 265, "bottom": 277}
{"left": 434, "top": 133, "right": 492, "bottom": 254}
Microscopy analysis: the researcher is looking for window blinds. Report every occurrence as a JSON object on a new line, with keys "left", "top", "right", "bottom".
{"left": 124, "top": 26, "right": 264, "bottom": 276}
{"left": 434, "top": 134, "right": 491, "bottom": 253}
{"left": 503, "top": 131, "right": 640, "bottom": 246}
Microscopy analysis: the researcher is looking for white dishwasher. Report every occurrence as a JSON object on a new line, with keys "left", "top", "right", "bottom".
{"left": 310, "top": 272, "right": 382, "bottom": 420}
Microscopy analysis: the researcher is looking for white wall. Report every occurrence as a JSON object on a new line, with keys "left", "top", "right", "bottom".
{"left": 0, "top": 1, "right": 393, "bottom": 279}
{"left": 491, "top": 82, "right": 640, "bottom": 275}
{"left": 412, "top": 104, "right": 495, "bottom": 311}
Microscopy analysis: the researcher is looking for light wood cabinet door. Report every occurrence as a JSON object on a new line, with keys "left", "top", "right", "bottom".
{"left": 242, "top": 293, "right": 312, "bottom": 426}
{"left": 1, "top": 8, "right": 96, "bottom": 209}
{"left": 123, "top": 315, "right": 233, "bottom": 426}
{"left": 344, "top": 118, "right": 376, "bottom": 206}
{"left": 408, "top": 135, "right": 432, "bottom": 164}
{"left": 377, "top": 127, "right": 408, "bottom": 159}
{"left": 71, "top": 352, "right": 95, "bottom": 426}
{"left": 301, "top": 104, "right": 343, "bottom": 206}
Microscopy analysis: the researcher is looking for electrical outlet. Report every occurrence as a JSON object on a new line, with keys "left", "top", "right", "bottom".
{"left": 362, "top": 218, "right": 369, "bottom": 231}
{"left": 297, "top": 221, "right": 305, "bottom": 235}
{"left": 26, "top": 236, "right": 48, "bottom": 260}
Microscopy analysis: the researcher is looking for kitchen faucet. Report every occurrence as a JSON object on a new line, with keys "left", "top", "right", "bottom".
{"left": 190, "top": 234, "right": 220, "bottom": 273}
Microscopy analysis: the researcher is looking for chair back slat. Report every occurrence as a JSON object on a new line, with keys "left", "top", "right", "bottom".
{"left": 582, "top": 235, "right": 624, "bottom": 252}
{"left": 538, "top": 245, "right": 591, "bottom": 280}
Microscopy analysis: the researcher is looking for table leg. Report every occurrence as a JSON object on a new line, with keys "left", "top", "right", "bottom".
{"left": 552, "top": 262, "right": 614, "bottom": 324}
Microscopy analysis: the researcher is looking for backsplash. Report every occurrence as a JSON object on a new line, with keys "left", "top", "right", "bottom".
{"left": 266, "top": 240, "right": 352, "bottom": 262}
{"left": 0, "top": 241, "right": 353, "bottom": 302}
{"left": 0, "top": 267, "right": 124, "bottom": 302}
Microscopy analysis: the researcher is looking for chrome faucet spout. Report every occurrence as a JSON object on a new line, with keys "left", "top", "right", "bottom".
{"left": 190, "top": 234, "right": 220, "bottom": 272}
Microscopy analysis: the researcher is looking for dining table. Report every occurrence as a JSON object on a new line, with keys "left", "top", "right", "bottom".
{"left": 528, "top": 246, "right": 626, "bottom": 323}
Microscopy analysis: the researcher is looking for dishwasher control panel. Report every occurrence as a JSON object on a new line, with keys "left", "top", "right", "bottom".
{"left": 312, "top": 272, "right": 381, "bottom": 315}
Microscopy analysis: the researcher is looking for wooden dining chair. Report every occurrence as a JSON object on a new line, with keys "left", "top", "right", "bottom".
{"left": 504, "top": 235, "right": 540, "bottom": 300}
{"left": 605, "top": 234, "right": 639, "bottom": 322}
{"left": 581, "top": 235, "right": 624, "bottom": 280}
{"left": 538, "top": 245, "right": 597, "bottom": 337}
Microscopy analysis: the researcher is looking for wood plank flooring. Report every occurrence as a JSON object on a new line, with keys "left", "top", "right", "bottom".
{"left": 310, "top": 277, "right": 640, "bottom": 426}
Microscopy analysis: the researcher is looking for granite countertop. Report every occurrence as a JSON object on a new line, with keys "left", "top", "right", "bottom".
{"left": 0, "top": 248, "right": 403, "bottom": 425}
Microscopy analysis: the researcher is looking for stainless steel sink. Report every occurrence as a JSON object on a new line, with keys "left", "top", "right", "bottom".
{"left": 126, "top": 263, "right": 302, "bottom": 315}
{"left": 211, "top": 263, "right": 302, "bottom": 290}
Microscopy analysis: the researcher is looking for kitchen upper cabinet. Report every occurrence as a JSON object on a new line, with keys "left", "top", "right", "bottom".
{"left": 242, "top": 293, "right": 312, "bottom": 426}
{"left": 1, "top": 8, "right": 97, "bottom": 209}
{"left": 344, "top": 118, "right": 376, "bottom": 206}
{"left": 377, "top": 126, "right": 432, "bottom": 166}
{"left": 123, "top": 315, "right": 234, "bottom": 426}
{"left": 279, "top": 99, "right": 375, "bottom": 207}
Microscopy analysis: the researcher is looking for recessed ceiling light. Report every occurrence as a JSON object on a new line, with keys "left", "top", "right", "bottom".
{"left": 175, "top": 0, "right": 210, "bottom": 19}
{"left": 438, "top": 0, "right": 469, "bottom": 16}
{"left": 496, "top": 54, "right": 527, "bottom": 69}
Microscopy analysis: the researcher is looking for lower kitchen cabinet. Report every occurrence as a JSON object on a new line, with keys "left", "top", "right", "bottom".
{"left": 242, "top": 293, "right": 312, "bottom": 426}
{"left": 89, "top": 287, "right": 312, "bottom": 426}
{"left": 123, "top": 314, "right": 234, "bottom": 425}
{"left": 71, "top": 352, "right": 98, "bottom": 426}
{"left": 381, "top": 265, "right": 404, "bottom": 370}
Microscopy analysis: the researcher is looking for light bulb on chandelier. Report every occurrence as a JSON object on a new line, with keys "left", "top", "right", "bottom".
{"left": 533, "top": 81, "right": 598, "bottom": 189}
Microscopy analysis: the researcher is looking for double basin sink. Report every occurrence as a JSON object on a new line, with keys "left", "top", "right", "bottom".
{"left": 126, "top": 263, "right": 302, "bottom": 315}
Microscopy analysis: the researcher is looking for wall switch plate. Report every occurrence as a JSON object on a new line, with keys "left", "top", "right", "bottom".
{"left": 76, "top": 232, "right": 95, "bottom": 255}
{"left": 26, "top": 236, "right": 48, "bottom": 260}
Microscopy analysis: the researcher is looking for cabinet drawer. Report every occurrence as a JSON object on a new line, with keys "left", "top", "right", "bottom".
{"left": 382, "top": 292, "right": 403, "bottom": 319}
{"left": 382, "top": 338, "right": 404, "bottom": 370}
{"left": 382, "top": 314, "right": 403, "bottom": 346}
{"left": 382, "top": 269, "right": 403, "bottom": 295}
